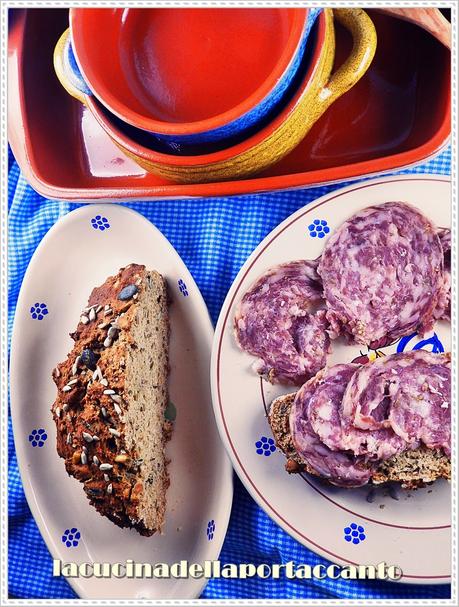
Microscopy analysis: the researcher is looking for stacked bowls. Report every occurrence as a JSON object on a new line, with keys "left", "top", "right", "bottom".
{"left": 54, "top": 7, "right": 377, "bottom": 183}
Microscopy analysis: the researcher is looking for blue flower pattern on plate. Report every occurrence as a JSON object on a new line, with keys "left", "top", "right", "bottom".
{"left": 178, "top": 279, "right": 189, "bottom": 297}
{"left": 30, "top": 303, "right": 48, "bottom": 320}
{"left": 28, "top": 428, "right": 47, "bottom": 447}
{"left": 62, "top": 528, "right": 81, "bottom": 548}
{"left": 344, "top": 523, "right": 366, "bottom": 544}
{"left": 91, "top": 215, "right": 110, "bottom": 231}
{"left": 397, "top": 331, "right": 444, "bottom": 354}
{"left": 255, "top": 436, "right": 276, "bottom": 456}
{"left": 206, "top": 519, "right": 215, "bottom": 541}
{"left": 308, "top": 219, "right": 330, "bottom": 239}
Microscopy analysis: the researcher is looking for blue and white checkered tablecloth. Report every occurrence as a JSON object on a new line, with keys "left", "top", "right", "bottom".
{"left": 8, "top": 145, "right": 452, "bottom": 600}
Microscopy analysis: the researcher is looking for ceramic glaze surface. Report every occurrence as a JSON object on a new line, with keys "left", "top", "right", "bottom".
{"left": 7, "top": 9, "right": 451, "bottom": 199}
{"left": 72, "top": 9, "right": 375, "bottom": 183}
{"left": 118, "top": 9, "right": 295, "bottom": 122}
{"left": 57, "top": 10, "right": 377, "bottom": 182}
{"left": 70, "top": 7, "right": 315, "bottom": 144}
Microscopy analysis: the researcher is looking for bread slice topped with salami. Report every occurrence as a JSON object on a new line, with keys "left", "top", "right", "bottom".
{"left": 234, "top": 201, "right": 451, "bottom": 489}
{"left": 51, "top": 264, "right": 171, "bottom": 536}
{"left": 269, "top": 351, "right": 451, "bottom": 489}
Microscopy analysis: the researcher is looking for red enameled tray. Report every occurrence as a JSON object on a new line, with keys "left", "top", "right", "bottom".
{"left": 8, "top": 9, "right": 451, "bottom": 202}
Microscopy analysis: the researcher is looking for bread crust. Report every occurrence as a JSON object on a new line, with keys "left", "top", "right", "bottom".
{"left": 51, "top": 264, "right": 170, "bottom": 535}
{"left": 268, "top": 393, "right": 450, "bottom": 489}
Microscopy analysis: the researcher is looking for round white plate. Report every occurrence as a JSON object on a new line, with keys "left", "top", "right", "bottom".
{"left": 211, "top": 175, "right": 451, "bottom": 584}
{"left": 11, "top": 204, "right": 233, "bottom": 600}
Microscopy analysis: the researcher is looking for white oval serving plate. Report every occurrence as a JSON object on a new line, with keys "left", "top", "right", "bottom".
{"left": 211, "top": 175, "right": 451, "bottom": 584}
{"left": 11, "top": 204, "right": 233, "bottom": 600}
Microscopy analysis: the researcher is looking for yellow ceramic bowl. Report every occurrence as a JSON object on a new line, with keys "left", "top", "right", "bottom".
{"left": 54, "top": 9, "right": 377, "bottom": 184}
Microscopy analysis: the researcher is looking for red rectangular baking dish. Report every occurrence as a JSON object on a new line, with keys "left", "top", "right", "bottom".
{"left": 8, "top": 8, "right": 450, "bottom": 202}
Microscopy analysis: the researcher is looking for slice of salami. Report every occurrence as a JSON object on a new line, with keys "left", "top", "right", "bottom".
{"left": 309, "top": 364, "right": 407, "bottom": 460}
{"left": 438, "top": 227, "right": 451, "bottom": 265}
{"left": 318, "top": 202, "right": 444, "bottom": 346}
{"left": 234, "top": 260, "right": 330, "bottom": 385}
{"left": 341, "top": 356, "right": 397, "bottom": 431}
{"left": 341, "top": 351, "right": 451, "bottom": 455}
{"left": 434, "top": 227, "right": 451, "bottom": 321}
{"left": 308, "top": 365, "right": 357, "bottom": 447}
{"left": 290, "top": 368, "right": 373, "bottom": 487}
{"left": 388, "top": 353, "right": 451, "bottom": 455}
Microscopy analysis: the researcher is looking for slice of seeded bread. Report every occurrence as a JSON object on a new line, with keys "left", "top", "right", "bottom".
{"left": 268, "top": 393, "right": 450, "bottom": 490}
{"left": 51, "top": 264, "right": 171, "bottom": 536}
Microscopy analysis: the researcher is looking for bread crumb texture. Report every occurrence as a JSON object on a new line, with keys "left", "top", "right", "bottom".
{"left": 269, "top": 393, "right": 450, "bottom": 489}
{"left": 51, "top": 264, "right": 170, "bottom": 535}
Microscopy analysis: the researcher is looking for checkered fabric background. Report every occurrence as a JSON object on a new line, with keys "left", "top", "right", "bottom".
{"left": 8, "top": 145, "right": 452, "bottom": 600}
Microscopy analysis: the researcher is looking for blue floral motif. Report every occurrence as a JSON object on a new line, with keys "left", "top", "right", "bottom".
{"left": 28, "top": 428, "right": 47, "bottom": 447}
{"left": 255, "top": 436, "right": 276, "bottom": 456}
{"left": 308, "top": 219, "right": 330, "bottom": 239}
{"left": 397, "top": 332, "right": 444, "bottom": 354}
{"left": 62, "top": 527, "right": 81, "bottom": 548}
{"left": 178, "top": 279, "right": 189, "bottom": 297}
{"left": 206, "top": 519, "right": 215, "bottom": 541}
{"left": 30, "top": 303, "right": 48, "bottom": 320}
{"left": 344, "top": 523, "right": 366, "bottom": 545}
{"left": 91, "top": 215, "right": 110, "bottom": 231}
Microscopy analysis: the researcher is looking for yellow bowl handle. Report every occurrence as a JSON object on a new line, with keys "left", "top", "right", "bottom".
{"left": 53, "top": 28, "right": 88, "bottom": 105}
{"left": 318, "top": 8, "right": 377, "bottom": 113}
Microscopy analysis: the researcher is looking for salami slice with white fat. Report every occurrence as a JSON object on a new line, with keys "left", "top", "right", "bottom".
{"left": 290, "top": 367, "right": 373, "bottom": 487}
{"left": 318, "top": 202, "right": 444, "bottom": 346}
{"left": 341, "top": 351, "right": 451, "bottom": 455}
{"left": 434, "top": 227, "right": 451, "bottom": 321}
{"left": 438, "top": 227, "right": 451, "bottom": 264}
{"left": 309, "top": 364, "right": 407, "bottom": 460}
{"left": 234, "top": 260, "right": 330, "bottom": 385}
{"left": 388, "top": 353, "right": 451, "bottom": 455}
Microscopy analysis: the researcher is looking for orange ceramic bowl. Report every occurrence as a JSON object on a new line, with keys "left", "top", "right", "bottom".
{"left": 69, "top": 7, "right": 314, "bottom": 147}
{"left": 86, "top": 10, "right": 325, "bottom": 178}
